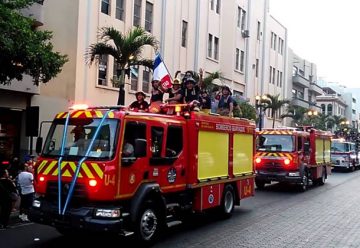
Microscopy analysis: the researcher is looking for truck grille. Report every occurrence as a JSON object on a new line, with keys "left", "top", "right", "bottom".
{"left": 45, "top": 182, "right": 88, "bottom": 206}
{"left": 263, "top": 162, "right": 283, "bottom": 172}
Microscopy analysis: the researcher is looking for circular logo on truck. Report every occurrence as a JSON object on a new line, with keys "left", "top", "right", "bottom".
{"left": 167, "top": 168, "right": 177, "bottom": 184}
{"left": 208, "top": 194, "right": 214, "bottom": 204}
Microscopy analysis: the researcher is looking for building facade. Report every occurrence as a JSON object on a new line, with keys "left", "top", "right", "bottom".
{"left": 1, "top": 0, "right": 290, "bottom": 157}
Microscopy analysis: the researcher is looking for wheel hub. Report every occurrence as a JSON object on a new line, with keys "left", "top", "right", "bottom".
{"left": 140, "top": 209, "right": 157, "bottom": 239}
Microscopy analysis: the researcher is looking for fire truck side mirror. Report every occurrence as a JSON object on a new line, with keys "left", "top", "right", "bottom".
{"left": 134, "top": 139, "right": 147, "bottom": 157}
{"left": 36, "top": 137, "right": 43, "bottom": 154}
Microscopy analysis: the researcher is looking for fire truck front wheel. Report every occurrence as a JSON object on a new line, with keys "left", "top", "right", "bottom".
{"left": 218, "top": 184, "right": 235, "bottom": 219}
{"left": 134, "top": 200, "right": 164, "bottom": 244}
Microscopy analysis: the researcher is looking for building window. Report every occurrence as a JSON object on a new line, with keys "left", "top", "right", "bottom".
{"left": 270, "top": 32, "right": 274, "bottom": 49}
{"left": 353, "top": 109, "right": 356, "bottom": 114}
{"left": 112, "top": 62, "right": 120, "bottom": 88}
{"left": 327, "top": 104, "right": 332, "bottom": 115}
{"left": 292, "top": 66, "right": 298, "bottom": 76}
{"left": 210, "top": 0, "right": 214, "bottom": 10}
{"left": 216, "top": 0, "right": 221, "bottom": 14}
{"left": 321, "top": 104, "right": 325, "bottom": 114}
{"left": 133, "top": 0, "right": 142, "bottom": 27}
{"left": 235, "top": 48, "right": 239, "bottom": 70}
{"left": 181, "top": 20, "right": 188, "bottom": 47}
{"left": 276, "top": 70, "right": 280, "bottom": 86}
{"left": 255, "top": 59, "right": 259, "bottom": 77}
{"left": 101, "top": 0, "right": 110, "bottom": 15}
{"left": 292, "top": 89, "right": 297, "bottom": 98}
{"left": 278, "top": 38, "right": 284, "bottom": 55}
{"left": 130, "top": 66, "right": 139, "bottom": 91}
{"left": 237, "top": 7, "right": 241, "bottom": 28}
{"left": 257, "top": 21, "right": 261, "bottom": 40}
{"left": 98, "top": 56, "right": 108, "bottom": 86}
{"left": 240, "top": 50, "right": 244, "bottom": 72}
{"left": 279, "top": 71, "right": 283, "bottom": 87}
{"left": 116, "top": 0, "right": 124, "bottom": 20}
{"left": 145, "top": 1, "right": 153, "bottom": 32}
{"left": 273, "top": 34, "right": 277, "bottom": 50}
{"left": 298, "top": 91, "right": 304, "bottom": 99}
{"left": 214, "top": 37, "right": 219, "bottom": 60}
{"left": 208, "top": 34, "right": 213, "bottom": 58}
{"left": 142, "top": 69, "right": 150, "bottom": 93}
{"left": 272, "top": 67, "right": 276, "bottom": 84}
{"left": 241, "top": 9, "right": 246, "bottom": 30}
{"left": 269, "top": 66, "right": 272, "bottom": 84}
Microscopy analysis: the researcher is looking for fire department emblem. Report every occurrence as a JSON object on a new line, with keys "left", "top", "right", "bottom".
{"left": 208, "top": 194, "right": 214, "bottom": 204}
{"left": 167, "top": 168, "right": 177, "bottom": 184}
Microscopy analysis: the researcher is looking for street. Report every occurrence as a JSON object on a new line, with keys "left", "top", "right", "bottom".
{"left": 1, "top": 170, "right": 360, "bottom": 248}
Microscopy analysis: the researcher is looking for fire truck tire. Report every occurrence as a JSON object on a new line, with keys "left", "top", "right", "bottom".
{"left": 255, "top": 180, "right": 265, "bottom": 190}
{"left": 134, "top": 200, "right": 164, "bottom": 244}
{"left": 317, "top": 167, "right": 326, "bottom": 186}
{"left": 299, "top": 171, "right": 309, "bottom": 192}
{"left": 218, "top": 184, "right": 235, "bottom": 219}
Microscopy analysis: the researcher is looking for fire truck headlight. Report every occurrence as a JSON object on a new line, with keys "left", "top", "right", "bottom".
{"left": 284, "top": 158, "right": 291, "bottom": 165}
{"left": 33, "top": 200, "right": 41, "bottom": 208}
{"left": 95, "top": 209, "right": 121, "bottom": 218}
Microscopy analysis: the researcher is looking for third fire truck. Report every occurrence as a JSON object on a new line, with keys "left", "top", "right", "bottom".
{"left": 255, "top": 127, "right": 332, "bottom": 191}
{"left": 30, "top": 104, "right": 255, "bottom": 244}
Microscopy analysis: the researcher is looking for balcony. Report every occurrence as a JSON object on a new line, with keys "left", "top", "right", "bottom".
{"left": 20, "top": 1, "right": 44, "bottom": 27}
{"left": 309, "top": 83, "right": 323, "bottom": 96}
{"left": 292, "top": 97, "right": 310, "bottom": 109}
{"left": 316, "top": 94, "right": 347, "bottom": 106}
{"left": 293, "top": 74, "right": 310, "bottom": 88}
{"left": 0, "top": 75, "right": 40, "bottom": 95}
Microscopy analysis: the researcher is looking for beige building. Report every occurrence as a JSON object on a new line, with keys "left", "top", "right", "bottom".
{"left": 0, "top": 0, "right": 289, "bottom": 158}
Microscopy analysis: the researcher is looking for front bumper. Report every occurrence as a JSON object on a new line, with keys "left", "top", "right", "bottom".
{"left": 256, "top": 171, "right": 302, "bottom": 184}
{"left": 29, "top": 200, "right": 125, "bottom": 233}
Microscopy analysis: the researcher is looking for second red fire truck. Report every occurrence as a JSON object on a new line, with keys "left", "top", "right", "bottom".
{"left": 30, "top": 104, "right": 255, "bottom": 244}
{"left": 255, "top": 127, "right": 332, "bottom": 191}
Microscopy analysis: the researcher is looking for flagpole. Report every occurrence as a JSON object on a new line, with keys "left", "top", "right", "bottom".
{"left": 156, "top": 52, "right": 174, "bottom": 83}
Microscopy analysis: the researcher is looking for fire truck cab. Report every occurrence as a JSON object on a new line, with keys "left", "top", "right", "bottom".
{"left": 30, "top": 104, "right": 255, "bottom": 244}
{"left": 255, "top": 127, "right": 332, "bottom": 191}
{"left": 331, "top": 138, "right": 359, "bottom": 171}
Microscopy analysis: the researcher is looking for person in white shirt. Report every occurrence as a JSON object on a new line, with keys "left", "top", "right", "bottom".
{"left": 17, "top": 164, "right": 34, "bottom": 222}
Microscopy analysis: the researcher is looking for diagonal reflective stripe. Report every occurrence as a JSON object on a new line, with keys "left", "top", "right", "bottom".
{"left": 91, "top": 163, "right": 104, "bottom": 179}
{"left": 108, "top": 112, "right": 114, "bottom": 118}
{"left": 44, "top": 161, "right": 57, "bottom": 175}
{"left": 68, "top": 162, "right": 83, "bottom": 178}
{"left": 51, "top": 162, "right": 67, "bottom": 176}
{"left": 37, "top": 160, "right": 48, "bottom": 174}
{"left": 85, "top": 111, "right": 92, "bottom": 117}
{"left": 72, "top": 111, "right": 84, "bottom": 118}
{"left": 56, "top": 112, "right": 65, "bottom": 119}
{"left": 95, "top": 111, "right": 103, "bottom": 118}
{"left": 81, "top": 163, "right": 95, "bottom": 178}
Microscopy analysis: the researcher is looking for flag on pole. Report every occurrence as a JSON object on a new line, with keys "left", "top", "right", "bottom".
{"left": 153, "top": 53, "right": 173, "bottom": 90}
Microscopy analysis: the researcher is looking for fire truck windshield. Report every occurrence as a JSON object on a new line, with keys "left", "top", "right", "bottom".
{"left": 257, "top": 135, "right": 295, "bottom": 152}
{"left": 331, "top": 141, "right": 354, "bottom": 153}
{"left": 42, "top": 118, "right": 119, "bottom": 160}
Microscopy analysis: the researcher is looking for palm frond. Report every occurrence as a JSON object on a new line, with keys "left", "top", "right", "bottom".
{"left": 85, "top": 43, "right": 119, "bottom": 65}
{"left": 129, "top": 59, "right": 154, "bottom": 71}
{"left": 99, "top": 27, "right": 125, "bottom": 52}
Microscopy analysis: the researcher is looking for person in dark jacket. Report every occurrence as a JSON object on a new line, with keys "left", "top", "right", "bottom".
{"left": 217, "top": 86, "right": 234, "bottom": 117}
{"left": 0, "top": 169, "right": 17, "bottom": 229}
{"left": 129, "top": 91, "right": 149, "bottom": 112}
{"left": 199, "top": 89, "right": 211, "bottom": 114}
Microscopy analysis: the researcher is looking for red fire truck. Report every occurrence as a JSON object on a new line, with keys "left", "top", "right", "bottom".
{"left": 30, "top": 104, "right": 255, "bottom": 243}
{"left": 255, "top": 127, "right": 332, "bottom": 191}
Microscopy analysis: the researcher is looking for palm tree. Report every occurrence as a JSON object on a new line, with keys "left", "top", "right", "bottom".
{"left": 281, "top": 105, "right": 308, "bottom": 126}
{"left": 262, "top": 94, "right": 290, "bottom": 128}
{"left": 86, "top": 27, "right": 158, "bottom": 105}
{"left": 329, "top": 115, "right": 347, "bottom": 131}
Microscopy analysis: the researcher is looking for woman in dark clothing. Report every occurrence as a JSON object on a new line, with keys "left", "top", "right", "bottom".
{"left": 129, "top": 91, "right": 149, "bottom": 112}
{"left": 150, "top": 80, "right": 164, "bottom": 103}
{"left": 0, "top": 169, "right": 17, "bottom": 229}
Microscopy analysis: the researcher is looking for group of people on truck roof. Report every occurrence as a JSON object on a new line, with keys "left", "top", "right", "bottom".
{"left": 128, "top": 68, "right": 239, "bottom": 117}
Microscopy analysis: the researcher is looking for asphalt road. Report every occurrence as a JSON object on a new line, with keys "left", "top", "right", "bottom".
{"left": 1, "top": 170, "right": 360, "bottom": 248}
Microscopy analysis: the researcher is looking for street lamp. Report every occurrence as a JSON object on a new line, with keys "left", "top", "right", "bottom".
{"left": 307, "top": 109, "right": 318, "bottom": 126}
{"left": 255, "top": 95, "right": 268, "bottom": 131}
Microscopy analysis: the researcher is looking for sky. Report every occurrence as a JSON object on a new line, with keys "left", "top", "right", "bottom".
{"left": 269, "top": 0, "right": 360, "bottom": 89}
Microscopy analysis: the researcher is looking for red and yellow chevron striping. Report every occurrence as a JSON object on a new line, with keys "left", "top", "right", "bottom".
{"left": 55, "top": 110, "right": 114, "bottom": 119}
{"left": 37, "top": 160, "right": 104, "bottom": 179}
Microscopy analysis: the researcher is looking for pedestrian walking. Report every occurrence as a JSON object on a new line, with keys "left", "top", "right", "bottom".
{"left": 17, "top": 164, "right": 35, "bottom": 222}
{"left": 0, "top": 169, "right": 18, "bottom": 229}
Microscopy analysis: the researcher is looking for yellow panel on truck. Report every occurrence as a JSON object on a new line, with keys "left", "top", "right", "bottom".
{"left": 233, "top": 133, "right": 253, "bottom": 175}
{"left": 315, "top": 138, "right": 324, "bottom": 164}
{"left": 324, "top": 139, "right": 331, "bottom": 163}
{"left": 198, "top": 131, "right": 229, "bottom": 180}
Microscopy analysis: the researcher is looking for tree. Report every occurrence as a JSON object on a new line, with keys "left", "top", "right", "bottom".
{"left": 262, "top": 94, "right": 290, "bottom": 128}
{"left": 281, "top": 105, "right": 308, "bottom": 126}
{"left": 0, "top": 0, "right": 68, "bottom": 85}
{"left": 202, "top": 71, "right": 221, "bottom": 92}
{"left": 87, "top": 27, "right": 158, "bottom": 105}
{"left": 239, "top": 101, "right": 256, "bottom": 121}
